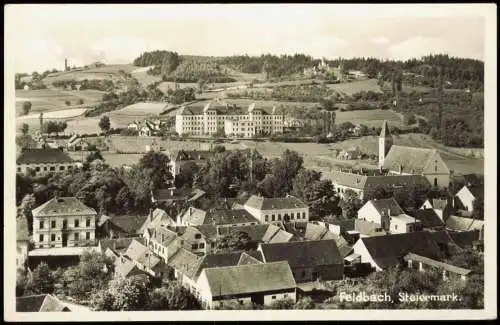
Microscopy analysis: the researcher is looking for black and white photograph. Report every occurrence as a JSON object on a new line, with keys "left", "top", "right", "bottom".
{"left": 4, "top": 3, "right": 497, "bottom": 321}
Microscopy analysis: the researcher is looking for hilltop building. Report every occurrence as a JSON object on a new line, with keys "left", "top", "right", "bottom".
{"left": 16, "top": 148, "right": 79, "bottom": 176}
{"left": 175, "top": 101, "right": 284, "bottom": 138}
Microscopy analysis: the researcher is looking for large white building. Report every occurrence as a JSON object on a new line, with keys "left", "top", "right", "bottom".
{"left": 175, "top": 101, "right": 284, "bottom": 138}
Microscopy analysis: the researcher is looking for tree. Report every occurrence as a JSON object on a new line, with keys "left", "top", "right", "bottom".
{"left": 267, "top": 298, "right": 295, "bottom": 309}
{"left": 65, "top": 100, "right": 71, "bottom": 106}
{"left": 20, "top": 123, "right": 29, "bottom": 136}
{"left": 472, "top": 197, "right": 484, "bottom": 220}
{"left": 174, "top": 161, "right": 200, "bottom": 189}
{"left": 22, "top": 101, "right": 32, "bottom": 115}
{"left": 99, "top": 116, "right": 111, "bottom": 134}
{"left": 20, "top": 194, "right": 37, "bottom": 231}
{"left": 339, "top": 189, "right": 362, "bottom": 219}
{"left": 28, "top": 262, "right": 55, "bottom": 294}
{"left": 294, "top": 296, "right": 315, "bottom": 309}
{"left": 138, "top": 151, "right": 173, "bottom": 191}
{"left": 217, "top": 230, "right": 253, "bottom": 252}
{"left": 259, "top": 150, "right": 303, "bottom": 197}
{"left": 115, "top": 186, "right": 134, "bottom": 214}
{"left": 78, "top": 99, "right": 84, "bottom": 105}
{"left": 91, "top": 275, "right": 150, "bottom": 311}
{"left": 148, "top": 282, "right": 201, "bottom": 310}
{"left": 85, "top": 150, "right": 104, "bottom": 163}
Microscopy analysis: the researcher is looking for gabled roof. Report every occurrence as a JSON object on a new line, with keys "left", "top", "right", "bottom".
{"left": 448, "top": 230, "right": 481, "bottom": 248}
{"left": 150, "top": 226, "right": 178, "bottom": 247}
{"left": 237, "top": 252, "right": 264, "bottom": 266}
{"left": 114, "top": 256, "right": 148, "bottom": 278}
{"left": 260, "top": 239, "right": 343, "bottom": 267}
{"left": 98, "top": 237, "right": 139, "bottom": 254}
{"left": 357, "top": 231, "right": 455, "bottom": 269}
{"left": 458, "top": 185, "right": 484, "bottom": 199}
{"left": 217, "top": 224, "right": 293, "bottom": 244}
{"left": 201, "top": 261, "right": 296, "bottom": 298}
{"left": 329, "top": 171, "right": 431, "bottom": 191}
{"left": 244, "top": 195, "right": 308, "bottom": 210}
{"left": 408, "top": 209, "right": 444, "bottom": 228}
{"left": 107, "top": 214, "right": 149, "bottom": 235}
{"left": 17, "top": 216, "right": 30, "bottom": 241}
{"left": 354, "top": 219, "right": 388, "bottom": 237}
{"left": 32, "top": 197, "right": 96, "bottom": 217}
{"left": 383, "top": 145, "right": 446, "bottom": 174}
{"left": 203, "top": 209, "right": 258, "bottom": 226}
{"left": 179, "top": 207, "right": 207, "bottom": 225}
{"left": 193, "top": 250, "right": 263, "bottom": 279}
{"left": 368, "top": 198, "right": 405, "bottom": 216}
{"left": 16, "top": 294, "right": 70, "bottom": 312}
{"left": 140, "top": 208, "right": 175, "bottom": 233}
{"left": 125, "top": 239, "right": 162, "bottom": 269}
{"left": 168, "top": 248, "right": 202, "bottom": 279}
{"left": 445, "top": 216, "right": 484, "bottom": 231}
{"left": 404, "top": 253, "right": 472, "bottom": 276}
{"left": 175, "top": 150, "right": 214, "bottom": 162}
{"left": 17, "top": 148, "right": 74, "bottom": 164}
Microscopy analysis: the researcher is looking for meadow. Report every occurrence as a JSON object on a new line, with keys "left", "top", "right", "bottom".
{"left": 325, "top": 79, "right": 382, "bottom": 96}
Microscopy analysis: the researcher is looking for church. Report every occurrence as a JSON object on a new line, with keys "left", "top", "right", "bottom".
{"left": 378, "top": 121, "right": 452, "bottom": 188}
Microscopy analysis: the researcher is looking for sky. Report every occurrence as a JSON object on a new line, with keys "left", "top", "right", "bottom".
{"left": 6, "top": 4, "right": 488, "bottom": 73}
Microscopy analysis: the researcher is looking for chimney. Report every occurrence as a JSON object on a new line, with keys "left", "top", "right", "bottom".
{"left": 387, "top": 208, "right": 391, "bottom": 216}
{"left": 149, "top": 208, "right": 153, "bottom": 222}
{"left": 399, "top": 164, "right": 403, "bottom": 174}
{"left": 189, "top": 207, "right": 193, "bottom": 216}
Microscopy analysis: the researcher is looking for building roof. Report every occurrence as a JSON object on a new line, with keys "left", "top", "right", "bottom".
{"left": 260, "top": 239, "right": 343, "bottom": 267}
{"left": 31, "top": 197, "right": 96, "bottom": 217}
{"left": 168, "top": 248, "right": 202, "bottom": 279}
{"left": 175, "top": 150, "right": 215, "bottom": 162}
{"left": 391, "top": 214, "right": 419, "bottom": 224}
{"left": 114, "top": 256, "right": 148, "bottom": 278}
{"left": 193, "top": 250, "right": 264, "bottom": 279}
{"left": 303, "top": 223, "right": 352, "bottom": 256}
{"left": 125, "top": 239, "right": 162, "bottom": 269}
{"left": 460, "top": 185, "right": 484, "bottom": 199}
{"left": 354, "top": 219, "right": 388, "bottom": 237}
{"left": 329, "top": 171, "right": 431, "bottom": 191}
{"left": 368, "top": 198, "right": 405, "bottom": 216}
{"left": 383, "top": 145, "right": 445, "bottom": 174}
{"left": 17, "top": 216, "right": 30, "bottom": 241}
{"left": 152, "top": 187, "right": 206, "bottom": 203}
{"left": 98, "top": 237, "right": 140, "bottom": 254}
{"left": 237, "top": 252, "right": 264, "bottom": 266}
{"left": 432, "top": 199, "right": 449, "bottom": 210}
{"left": 179, "top": 207, "right": 207, "bottom": 225}
{"left": 17, "top": 148, "right": 74, "bottom": 165}
{"left": 448, "top": 230, "right": 481, "bottom": 248}
{"left": 28, "top": 246, "right": 101, "bottom": 257}
{"left": 203, "top": 209, "right": 259, "bottom": 226}
{"left": 217, "top": 224, "right": 293, "bottom": 244}
{"left": 408, "top": 209, "right": 444, "bottom": 228}
{"left": 445, "top": 216, "right": 484, "bottom": 231}
{"left": 17, "top": 294, "right": 70, "bottom": 312}
{"left": 107, "top": 214, "right": 149, "bottom": 235}
{"left": 244, "top": 195, "right": 308, "bottom": 211}
{"left": 201, "top": 261, "right": 296, "bottom": 298}
{"left": 358, "top": 231, "right": 455, "bottom": 269}
{"left": 150, "top": 226, "right": 178, "bottom": 247}
{"left": 379, "top": 120, "right": 391, "bottom": 138}
{"left": 404, "top": 253, "right": 472, "bottom": 276}
{"left": 140, "top": 208, "right": 175, "bottom": 233}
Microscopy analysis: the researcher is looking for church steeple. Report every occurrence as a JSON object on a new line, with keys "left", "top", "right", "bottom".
{"left": 378, "top": 120, "right": 393, "bottom": 167}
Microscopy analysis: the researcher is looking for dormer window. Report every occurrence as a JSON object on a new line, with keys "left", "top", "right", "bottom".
{"left": 194, "top": 234, "right": 202, "bottom": 239}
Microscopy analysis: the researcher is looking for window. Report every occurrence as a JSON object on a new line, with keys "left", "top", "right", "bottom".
{"left": 194, "top": 234, "right": 202, "bottom": 239}
{"left": 192, "top": 244, "right": 198, "bottom": 250}
{"left": 272, "top": 296, "right": 277, "bottom": 300}
{"left": 284, "top": 294, "right": 288, "bottom": 298}
{"left": 239, "top": 300, "right": 244, "bottom": 305}
{"left": 50, "top": 166, "right": 55, "bottom": 171}
{"left": 86, "top": 219, "right": 91, "bottom": 227}
{"left": 302, "top": 212, "right": 306, "bottom": 219}
{"left": 74, "top": 233, "right": 79, "bottom": 241}
{"left": 35, "top": 167, "right": 41, "bottom": 172}
{"left": 290, "top": 213, "right": 294, "bottom": 219}
{"left": 39, "top": 234, "right": 44, "bottom": 242}
{"left": 39, "top": 221, "right": 44, "bottom": 229}
{"left": 75, "top": 220, "right": 79, "bottom": 228}
{"left": 51, "top": 220, "right": 56, "bottom": 228}
{"left": 272, "top": 215, "right": 275, "bottom": 221}
{"left": 60, "top": 166, "right": 65, "bottom": 171}
{"left": 265, "top": 215, "right": 269, "bottom": 222}
{"left": 17, "top": 167, "right": 21, "bottom": 172}
{"left": 199, "top": 243, "right": 205, "bottom": 249}
{"left": 51, "top": 234, "right": 56, "bottom": 242}
{"left": 86, "top": 232, "right": 90, "bottom": 240}
{"left": 278, "top": 214, "right": 281, "bottom": 220}
{"left": 394, "top": 225, "right": 398, "bottom": 230}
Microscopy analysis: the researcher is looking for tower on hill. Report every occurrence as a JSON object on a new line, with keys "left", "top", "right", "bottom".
{"left": 378, "top": 120, "right": 393, "bottom": 167}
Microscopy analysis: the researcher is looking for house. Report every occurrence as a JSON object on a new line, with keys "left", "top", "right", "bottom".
{"left": 404, "top": 253, "right": 472, "bottom": 281}
{"left": 180, "top": 225, "right": 218, "bottom": 254}
{"left": 352, "top": 231, "right": 459, "bottom": 271}
{"left": 127, "top": 121, "right": 140, "bottom": 131}
{"left": 66, "top": 136, "right": 89, "bottom": 152}
{"left": 420, "top": 198, "right": 452, "bottom": 220}
{"left": 139, "top": 123, "right": 154, "bottom": 137}
{"left": 139, "top": 208, "right": 176, "bottom": 233}
{"left": 124, "top": 239, "right": 168, "bottom": 278}
{"left": 407, "top": 209, "right": 445, "bottom": 230}
{"left": 31, "top": 197, "right": 97, "bottom": 249}
{"left": 169, "top": 150, "right": 215, "bottom": 179}
{"left": 243, "top": 195, "right": 309, "bottom": 224}
{"left": 16, "top": 294, "right": 71, "bottom": 312}
{"left": 97, "top": 237, "right": 139, "bottom": 255}
{"left": 166, "top": 247, "right": 203, "bottom": 291}
{"left": 16, "top": 148, "right": 78, "bottom": 176}
{"left": 218, "top": 224, "right": 294, "bottom": 248}
{"left": 448, "top": 230, "right": 482, "bottom": 250}
{"left": 113, "top": 255, "right": 151, "bottom": 278}
{"left": 151, "top": 187, "right": 206, "bottom": 206}
{"left": 337, "top": 147, "right": 362, "bottom": 160}
{"left": 329, "top": 170, "right": 431, "bottom": 201}
{"left": 17, "top": 216, "right": 30, "bottom": 270}
{"left": 454, "top": 184, "right": 484, "bottom": 212}
{"left": 143, "top": 225, "right": 180, "bottom": 261}
{"left": 97, "top": 214, "right": 149, "bottom": 239}
{"left": 357, "top": 198, "right": 420, "bottom": 234}
{"left": 196, "top": 261, "right": 296, "bottom": 309}
{"left": 258, "top": 240, "right": 344, "bottom": 282}
{"left": 379, "top": 121, "right": 452, "bottom": 188}
{"left": 177, "top": 207, "right": 259, "bottom": 227}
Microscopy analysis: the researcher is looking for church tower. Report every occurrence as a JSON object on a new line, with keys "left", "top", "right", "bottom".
{"left": 378, "top": 120, "right": 393, "bottom": 167}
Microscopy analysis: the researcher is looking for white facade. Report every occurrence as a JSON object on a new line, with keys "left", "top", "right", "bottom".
{"left": 352, "top": 239, "right": 383, "bottom": 271}
{"left": 244, "top": 205, "right": 309, "bottom": 224}
{"left": 357, "top": 201, "right": 383, "bottom": 224}
{"left": 455, "top": 186, "right": 476, "bottom": 212}
{"left": 17, "top": 162, "right": 78, "bottom": 176}
{"left": 33, "top": 213, "right": 96, "bottom": 249}
{"left": 389, "top": 216, "right": 420, "bottom": 234}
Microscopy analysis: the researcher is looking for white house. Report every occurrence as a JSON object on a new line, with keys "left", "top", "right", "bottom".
{"left": 243, "top": 195, "right": 309, "bottom": 223}
{"left": 454, "top": 185, "right": 483, "bottom": 212}
{"left": 357, "top": 198, "right": 405, "bottom": 224}
{"left": 195, "top": 261, "right": 296, "bottom": 309}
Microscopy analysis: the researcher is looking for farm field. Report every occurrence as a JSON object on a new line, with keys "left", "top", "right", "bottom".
{"left": 335, "top": 109, "right": 405, "bottom": 128}
{"left": 17, "top": 108, "right": 87, "bottom": 120}
{"left": 113, "top": 102, "right": 172, "bottom": 116}
{"left": 326, "top": 79, "right": 382, "bottom": 96}
{"left": 15, "top": 89, "right": 104, "bottom": 116}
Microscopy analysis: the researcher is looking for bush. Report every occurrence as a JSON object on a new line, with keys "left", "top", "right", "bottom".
{"left": 295, "top": 297, "right": 315, "bottom": 309}
{"left": 65, "top": 100, "right": 71, "bottom": 106}
{"left": 266, "top": 298, "right": 295, "bottom": 309}
{"left": 120, "top": 128, "right": 139, "bottom": 136}
{"left": 78, "top": 99, "right": 84, "bottom": 105}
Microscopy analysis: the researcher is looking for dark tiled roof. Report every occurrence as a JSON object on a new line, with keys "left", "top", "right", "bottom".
{"left": 168, "top": 248, "right": 202, "bottom": 279}
{"left": 383, "top": 145, "right": 444, "bottom": 174}
{"left": 359, "top": 231, "right": 455, "bottom": 269}
{"left": 445, "top": 216, "right": 484, "bottom": 231}
{"left": 329, "top": 171, "right": 431, "bottom": 191}
{"left": 17, "top": 148, "right": 74, "bottom": 164}
{"left": 244, "top": 195, "right": 308, "bottom": 210}
{"left": 448, "top": 230, "right": 481, "bottom": 248}
{"left": 203, "top": 209, "right": 258, "bottom": 226}
{"left": 237, "top": 252, "right": 264, "bottom": 265}
{"left": 150, "top": 226, "right": 178, "bottom": 246}
{"left": 175, "top": 150, "right": 214, "bottom": 162}
{"left": 408, "top": 209, "right": 444, "bottom": 228}
{"left": 465, "top": 185, "right": 484, "bottom": 199}
{"left": 260, "top": 239, "right": 343, "bottom": 268}
{"left": 202, "top": 261, "right": 296, "bottom": 298}
{"left": 16, "top": 294, "right": 70, "bottom": 312}
{"left": 99, "top": 237, "right": 139, "bottom": 254}
{"left": 108, "top": 214, "right": 149, "bottom": 234}
{"left": 194, "top": 250, "right": 263, "bottom": 278}
{"left": 31, "top": 197, "right": 96, "bottom": 217}
{"left": 125, "top": 239, "right": 162, "bottom": 269}
{"left": 404, "top": 253, "right": 471, "bottom": 276}
{"left": 369, "top": 198, "right": 405, "bottom": 216}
